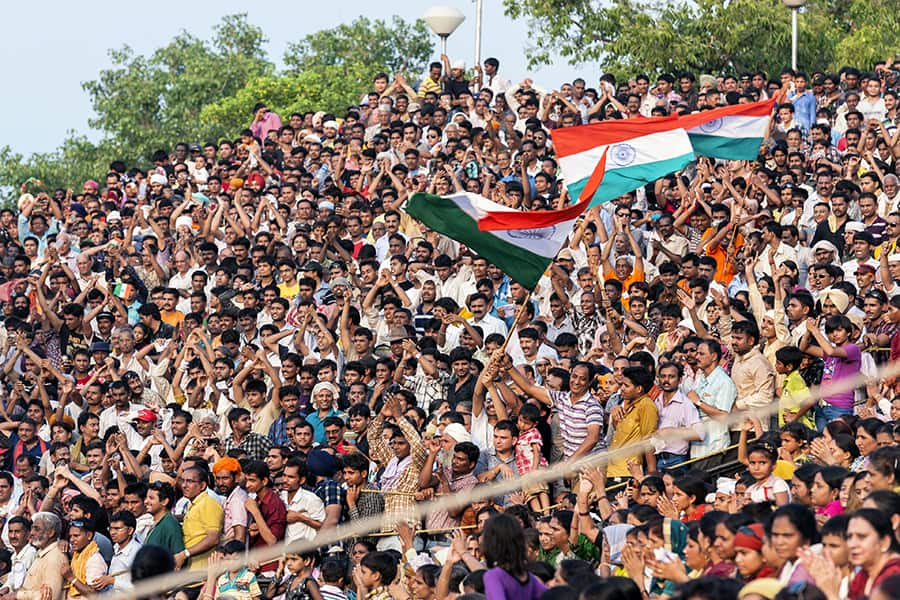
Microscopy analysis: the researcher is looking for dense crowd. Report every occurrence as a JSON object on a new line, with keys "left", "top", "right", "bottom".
{"left": 1, "top": 50, "right": 900, "bottom": 600}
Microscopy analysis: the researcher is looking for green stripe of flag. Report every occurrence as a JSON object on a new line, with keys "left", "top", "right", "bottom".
{"left": 567, "top": 153, "right": 695, "bottom": 206}
{"left": 688, "top": 134, "right": 763, "bottom": 160}
{"left": 406, "top": 193, "right": 554, "bottom": 289}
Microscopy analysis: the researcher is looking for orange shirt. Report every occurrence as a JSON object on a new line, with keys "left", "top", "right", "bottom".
{"left": 604, "top": 265, "right": 646, "bottom": 291}
{"left": 702, "top": 228, "right": 743, "bottom": 285}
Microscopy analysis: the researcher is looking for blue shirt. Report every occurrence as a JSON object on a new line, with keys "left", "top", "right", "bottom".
{"left": 17, "top": 214, "right": 59, "bottom": 257}
{"left": 789, "top": 91, "right": 817, "bottom": 131}
{"left": 686, "top": 366, "right": 736, "bottom": 458}
{"left": 305, "top": 409, "right": 342, "bottom": 445}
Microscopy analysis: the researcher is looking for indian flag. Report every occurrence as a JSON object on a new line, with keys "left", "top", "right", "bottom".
{"left": 405, "top": 192, "right": 577, "bottom": 289}
{"left": 554, "top": 116, "right": 695, "bottom": 207}
{"left": 679, "top": 97, "right": 776, "bottom": 160}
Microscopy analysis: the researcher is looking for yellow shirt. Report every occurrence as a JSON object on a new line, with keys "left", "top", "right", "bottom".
{"left": 182, "top": 491, "right": 224, "bottom": 570}
{"left": 278, "top": 281, "right": 299, "bottom": 301}
{"left": 607, "top": 395, "right": 658, "bottom": 478}
{"left": 417, "top": 77, "right": 442, "bottom": 98}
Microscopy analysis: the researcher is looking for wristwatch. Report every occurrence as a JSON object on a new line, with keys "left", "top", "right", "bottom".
{"left": 183, "top": 548, "right": 191, "bottom": 559}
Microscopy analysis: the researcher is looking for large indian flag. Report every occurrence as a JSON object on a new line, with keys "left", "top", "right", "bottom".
{"left": 554, "top": 116, "right": 695, "bottom": 207}
{"left": 479, "top": 118, "right": 693, "bottom": 231}
{"left": 679, "top": 97, "right": 776, "bottom": 160}
{"left": 405, "top": 192, "right": 577, "bottom": 289}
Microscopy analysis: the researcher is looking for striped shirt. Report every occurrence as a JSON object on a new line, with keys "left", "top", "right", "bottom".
{"left": 548, "top": 390, "right": 607, "bottom": 458}
{"left": 367, "top": 414, "right": 428, "bottom": 530}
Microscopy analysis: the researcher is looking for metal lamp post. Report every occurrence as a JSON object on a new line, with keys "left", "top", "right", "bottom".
{"left": 423, "top": 6, "right": 465, "bottom": 56}
{"left": 782, "top": 0, "right": 808, "bottom": 71}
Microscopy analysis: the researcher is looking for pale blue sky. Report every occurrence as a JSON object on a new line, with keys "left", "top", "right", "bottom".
{"left": 2, "top": 0, "right": 587, "bottom": 156}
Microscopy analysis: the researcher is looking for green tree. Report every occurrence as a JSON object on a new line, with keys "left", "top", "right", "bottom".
{"left": 201, "top": 64, "right": 374, "bottom": 131}
{"left": 503, "top": 0, "right": 898, "bottom": 80}
{"left": 81, "top": 13, "right": 272, "bottom": 165}
{"left": 284, "top": 16, "right": 433, "bottom": 80}
{"left": 204, "top": 16, "right": 435, "bottom": 132}
{"left": 0, "top": 136, "right": 107, "bottom": 202}
{"left": 0, "top": 15, "right": 433, "bottom": 203}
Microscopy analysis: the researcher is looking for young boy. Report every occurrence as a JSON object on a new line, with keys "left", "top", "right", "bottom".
{"left": 775, "top": 346, "right": 814, "bottom": 428}
{"left": 205, "top": 540, "right": 262, "bottom": 600}
{"left": 319, "top": 558, "right": 349, "bottom": 600}
{"left": 820, "top": 514, "right": 851, "bottom": 599}
{"left": 355, "top": 551, "right": 397, "bottom": 600}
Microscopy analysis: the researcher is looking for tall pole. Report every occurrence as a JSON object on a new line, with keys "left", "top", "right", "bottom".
{"left": 791, "top": 8, "right": 798, "bottom": 71}
{"left": 474, "top": 0, "right": 483, "bottom": 71}
{"left": 440, "top": 35, "right": 448, "bottom": 57}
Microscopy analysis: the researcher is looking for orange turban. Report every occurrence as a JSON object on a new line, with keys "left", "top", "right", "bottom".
{"left": 212, "top": 456, "right": 242, "bottom": 475}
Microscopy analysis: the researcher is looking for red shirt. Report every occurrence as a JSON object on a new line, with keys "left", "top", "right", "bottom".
{"left": 250, "top": 488, "right": 287, "bottom": 571}
{"left": 848, "top": 557, "right": 900, "bottom": 600}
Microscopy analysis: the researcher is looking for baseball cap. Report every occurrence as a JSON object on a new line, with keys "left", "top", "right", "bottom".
{"left": 89, "top": 341, "right": 111, "bottom": 354}
{"left": 132, "top": 409, "right": 157, "bottom": 423}
{"left": 301, "top": 260, "right": 323, "bottom": 274}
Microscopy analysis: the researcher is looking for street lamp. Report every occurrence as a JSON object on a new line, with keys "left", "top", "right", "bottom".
{"left": 782, "top": 0, "right": 807, "bottom": 72}
{"left": 424, "top": 6, "right": 465, "bottom": 56}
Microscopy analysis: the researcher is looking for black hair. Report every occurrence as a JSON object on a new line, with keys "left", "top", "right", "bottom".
{"left": 580, "top": 577, "right": 642, "bottom": 600}
{"left": 359, "top": 551, "right": 397, "bottom": 585}
{"left": 766, "top": 504, "right": 818, "bottom": 545}
{"left": 621, "top": 366, "right": 654, "bottom": 393}
{"left": 820, "top": 513, "right": 850, "bottom": 539}
{"left": 850, "top": 508, "right": 900, "bottom": 553}
{"left": 481, "top": 513, "right": 527, "bottom": 578}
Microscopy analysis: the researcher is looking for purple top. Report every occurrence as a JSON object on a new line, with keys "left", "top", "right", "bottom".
{"left": 483, "top": 568, "right": 547, "bottom": 600}
{"left": 821, "top": 343, "right": 861, "bottom": 409}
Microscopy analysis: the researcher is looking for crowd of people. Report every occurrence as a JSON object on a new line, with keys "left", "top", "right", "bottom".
{"left": 1, "top": 48, "right": 900, "bottom": 600}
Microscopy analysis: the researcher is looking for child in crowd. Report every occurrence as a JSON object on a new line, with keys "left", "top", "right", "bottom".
{"left": 268, "top": 550, "right": 322, "bottom": 600}
{"left": 203, "top": 541, "right": 262, "bottom": 600}
{"left": 775, "top": 346, "right": 814, "bottom": 429}
{"left": 516, "top": 403, "right": 551, "bottom": 514}
{"left": 811, "top": 466, "right": 848, "bottom": 522}
{"left": 743, "top": 442, "right": 790, "bottom": 506}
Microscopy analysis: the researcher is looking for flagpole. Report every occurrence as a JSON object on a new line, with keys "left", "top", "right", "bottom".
{"left": 499, "top": 291, "right": 532, "bottom": 353}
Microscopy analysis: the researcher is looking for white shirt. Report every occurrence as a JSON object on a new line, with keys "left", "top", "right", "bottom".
{"left": 470, "top": 314, "right": 508, "bottom": 338}
{"left": 7, "top": 544, "right": 36, "bottom": 590}
{"left": 99, "top": 403, "right": 145, "bottom": 439}
{"left": 281, "top": 488, "right": 326, "bottom": 543}
{"left": 109, "top": 538, "right": 142, "bottom": 591}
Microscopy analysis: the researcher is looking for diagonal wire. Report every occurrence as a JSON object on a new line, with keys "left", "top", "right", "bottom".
{"left": 113, "top": 357, "right": 900, "bottom": 599}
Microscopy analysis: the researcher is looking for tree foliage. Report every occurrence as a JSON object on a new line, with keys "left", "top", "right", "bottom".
{"left": 503, "top": 0, "right": 900, "bottom": 80}
{"left": 0, "top": 136, "right": 107, "bottom": 201}
{"left": 81, "top": 13, "right": 272, "bottom": 165}
{"left": 0, "top": 14, "right": 433, "bottom": 204}
{"left": 284, "top": 16, "right": 433, "bottom": 81}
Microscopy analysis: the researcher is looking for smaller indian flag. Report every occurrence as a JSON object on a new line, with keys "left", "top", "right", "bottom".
{"left": 553, "top": 116, "right": 695, "bottom": 207}
{"left": 405, "top": 192, "right": 577, "bottom": 289}
{"left": 112, "top": 282, "right": 134, "bottom": 299}
{"left": 679, "top": 97, "right": 776, "bottom": 160}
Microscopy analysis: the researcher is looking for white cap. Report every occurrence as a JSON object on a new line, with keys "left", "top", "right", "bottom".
{"left": 323, "top": 120, "right": 339, "bottom": 130}
{"left": 451, "top": 60, "right": 465, "bottom": 70}
{"left": 677, "top": 318, "right": 696, "bottom": 333}
{"left": 149, "top": 173, "right": 167, "bottom": 186}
